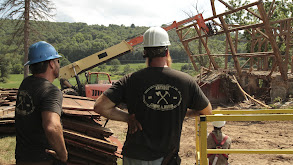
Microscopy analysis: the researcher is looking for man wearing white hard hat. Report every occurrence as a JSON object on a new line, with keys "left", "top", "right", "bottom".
{"left": 94, "top": 27, "right": 212, "bottom": 165}
{"left": 207, "top": 114, "right": 232, "bottom": 165}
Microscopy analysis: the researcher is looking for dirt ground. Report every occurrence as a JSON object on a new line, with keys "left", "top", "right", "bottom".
{"left": 104, "top": 110, "right": 293, "bottom": 165}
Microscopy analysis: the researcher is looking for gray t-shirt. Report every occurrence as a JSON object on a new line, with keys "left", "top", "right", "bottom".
{"left": 15, "top": 76, "right": 63, "bottom": 162}
{"left": 104, "top": 67, "right": 210, "bottom": 160}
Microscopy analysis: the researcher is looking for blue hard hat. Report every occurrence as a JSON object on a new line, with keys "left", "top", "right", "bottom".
{"left": 24, "top": 41, "right": 62, "bottom": 66}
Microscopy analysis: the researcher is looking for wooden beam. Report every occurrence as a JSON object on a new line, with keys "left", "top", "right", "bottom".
{"left": 193, "top": 24, "right": 219, "bottom": 70}
{"left": 205, "top": 1, "right": 261, "bottom": 22}
{"left": 177, "top": 0, "right": 262, "bottom": 32}
{"left": 256, "top": 28, "right": 269, "bottom": 39}
{"left": 179, "top": 16, "right": 293, "bottom": 45}
{"left": 191, "top": 52, "right": 275, "bottom": 57}
{"left": 182, "top": 22, "right": 265, "bottom": 43}
{"left": 219, "top": 16, "right": 242, "bottom": 76}
{"left": 268, "top": 0, "right": 276, "bottom": 17}
{"left": 210, "top": 0, "right": 217, "bottom": 16}
{"left": 176, "top": 29, "right": 199, "bottom": 71}
{"left": 218, "top": 0, "right": 234, "bottom": 10}
{"left": 241, "top": 58, "right": 251, "bottom": 69}
{"left": 257, "top": 2, "right": 288, "bottom": 81}
{"left": 284, "top": 20, "right": 291, "bottom": 73}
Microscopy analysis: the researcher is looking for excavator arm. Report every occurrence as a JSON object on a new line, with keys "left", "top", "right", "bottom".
{"left": 127, "top": 13, "right": 213, "bottom": 47}
{"left": 59, "top": 40, "right": 133, "bottom": 80}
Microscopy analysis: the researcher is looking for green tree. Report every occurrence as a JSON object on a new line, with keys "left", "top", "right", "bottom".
{"left": 109, "top": 65, "right": 119, "bottom": 73}
{"left": 94, "top": 64, "right": 107, "bottom": 72}
{"left": 0, "top": 54, "right": 11, "bottom": 82}
{"left": 0, "top": 0, "right": 56, "bottom": 78}
{"left": 122, "top": 64, "right": 134, "bottom": 75}
{"left": 107, "top": 59, "right": 121, "bottom": 65}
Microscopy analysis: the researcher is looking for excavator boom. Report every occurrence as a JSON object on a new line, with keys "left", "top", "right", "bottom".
{"left": 59, "top": 40, "right": 133, "bottom": 80}
{"left": 127, "top": 13, "right": 210, "bottom": 47}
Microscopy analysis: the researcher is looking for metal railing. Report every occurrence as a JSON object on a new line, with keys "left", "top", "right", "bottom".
{"left": 195, "top": 109, "right": 293, "bottom": 165}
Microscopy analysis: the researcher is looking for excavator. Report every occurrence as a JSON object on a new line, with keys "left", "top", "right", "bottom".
{"left": 59, "top": 13, "right": 216, "bottom": 99}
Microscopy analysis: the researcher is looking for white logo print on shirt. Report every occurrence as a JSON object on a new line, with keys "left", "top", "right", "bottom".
{"left": 15, "top": 90, "right": 35, "bottom": 116}
{"left": 143, "top": 84, "right": 182, "bottom": 111}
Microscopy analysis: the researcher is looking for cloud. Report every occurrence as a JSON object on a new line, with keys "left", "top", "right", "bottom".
{"left": 55, "top": 10, "right": 75, "bottom": 23}
{"left": 53, "top": 0, "right": 227, "bottom": 26}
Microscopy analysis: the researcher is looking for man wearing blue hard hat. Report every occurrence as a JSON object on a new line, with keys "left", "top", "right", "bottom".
{"left": 15, "top": 41, "right": 68, "bottom": 165}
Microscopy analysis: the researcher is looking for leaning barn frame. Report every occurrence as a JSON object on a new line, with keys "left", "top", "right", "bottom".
{"left": 176, "top": 0, "right": 292, "bottom": 103}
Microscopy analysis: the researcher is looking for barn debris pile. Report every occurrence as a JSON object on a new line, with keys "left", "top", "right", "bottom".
{"left": 195, "top": 69, "right": 293, "bottom": 109}
{"left": 0, "top": 88, "right": 122, "bottom": 165}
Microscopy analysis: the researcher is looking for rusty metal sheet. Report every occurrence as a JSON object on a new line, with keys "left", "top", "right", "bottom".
{"left": 65, "top": 139, "right": 117, "bottom": 159}
{"left": 64, "top": 129, "right": 117, "bottom": 152}
{"left": 62, "top": 117, "right": 113, "bottom": 138}
{"left": 67, "top": 145, "right": 117, "bottom": 165}
{"left": 63, "top": 109, "right": 99, "bottom": 116}
{"left": 107, "top": 136, "right": 123, "bottom": 158}
{"left": 0, "top": 120, "right": 15, "bottom": 133}
{"left": 62, "top": 97, "right": 95, "bottom": 110}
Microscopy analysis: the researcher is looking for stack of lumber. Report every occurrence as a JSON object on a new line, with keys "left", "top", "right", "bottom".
{"left": 0, "top": 89, "right": 122, "bottom": 165}
{"left": 62, "top": 95, "right": 122, "bottom": 164}
{"left": 0, "top": 88, "right": 17, "bottom": 133}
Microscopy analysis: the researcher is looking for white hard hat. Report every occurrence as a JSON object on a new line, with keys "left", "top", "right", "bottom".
{"left": 212, "top": 114, "right": 226, "bottom": 128}
{"left": 143, "top": 27, "right": 171, "bottom": 47}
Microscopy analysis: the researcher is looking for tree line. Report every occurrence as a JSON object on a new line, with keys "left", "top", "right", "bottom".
{"left": 0, "top": 19, "right": 233, "bottom": 82}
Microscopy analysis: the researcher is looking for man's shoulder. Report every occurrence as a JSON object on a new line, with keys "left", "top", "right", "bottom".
{"left": 167, "top": 68, "right": 194, "bottom": 81}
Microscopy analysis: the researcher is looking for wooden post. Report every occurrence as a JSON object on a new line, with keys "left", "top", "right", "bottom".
{"left": 284, "top": 20, "right": 291, "bottom": 74}
{"left": 225, "top": 39, "right": 229, "bottom": 69}
{"left": 257, "top": 2, "right": 288, "bottom": 81}
{"left": 176, "top": 29, "right": 199, "bottom": 71}
{"left": 210, "top": 0, "right": 217, "bottom": 16}
{"left": 264, "top": 40, "right": 269, "bottom": 71}
{"left": 250, "top": 29, "right": 256, "bottom": 71}
{"left": 193, "top": 24, "right": 219, "bottom": 70}
{"left": 219, "top": 16, "right": 242, "bottom": 76}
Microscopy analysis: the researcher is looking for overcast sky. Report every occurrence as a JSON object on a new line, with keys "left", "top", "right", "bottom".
{"left": 53, "top": 0, "right": 228, "bottom": 27}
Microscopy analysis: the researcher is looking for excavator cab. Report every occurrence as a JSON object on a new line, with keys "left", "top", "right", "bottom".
{"left": 88, "top": 72, "right": 112, "bottom": 84}
{"left": 85, "top": 72, "right": 113, "bottom": 99}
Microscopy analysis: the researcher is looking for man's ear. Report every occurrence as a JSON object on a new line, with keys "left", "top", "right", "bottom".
{"left": 48, "top": 60, "right": 55, "bottom": 69}
{"left": 165, "top": 48, "right": 169, "bottom": 57}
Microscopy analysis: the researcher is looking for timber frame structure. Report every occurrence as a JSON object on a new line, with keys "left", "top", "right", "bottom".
{"left": 175, "top": 0, "right": 293, "bottom": 102}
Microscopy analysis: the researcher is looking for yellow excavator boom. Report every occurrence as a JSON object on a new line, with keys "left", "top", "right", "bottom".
{"left": 59, "top": 40, "right": 133, "bottom": 80}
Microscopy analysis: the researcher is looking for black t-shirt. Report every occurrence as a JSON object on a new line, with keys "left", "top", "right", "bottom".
{"left": 15, "top": 76, "right": 63, "bottom": 162}
{"left": 104, "top": 67, "right": 209, "bottom": 160}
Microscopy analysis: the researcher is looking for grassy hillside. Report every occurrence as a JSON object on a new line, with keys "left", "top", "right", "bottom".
{"left": 0, "top": 63, "right": 197, "bottom": 89}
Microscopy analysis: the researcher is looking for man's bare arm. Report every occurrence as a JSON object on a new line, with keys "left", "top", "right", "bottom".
{"left": 94, "top": 94, "right": 142, "bottom": 133}
{"left": 94, "top": 94, "right": 129, "bottom": 122}
{"left": 42, "top": 111, "right": 68, "bottom": 162}
{"left": 186, "top": 103, "right": 213, "bottom": 117}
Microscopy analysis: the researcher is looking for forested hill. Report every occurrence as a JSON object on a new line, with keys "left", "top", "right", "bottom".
{"left": 0, "top": 19, "right": 233, "bottom": 74}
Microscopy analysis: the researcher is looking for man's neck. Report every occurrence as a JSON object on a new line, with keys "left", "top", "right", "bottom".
{"left": 33, "top": 73, "right": 54, "bottom": 83}
{"left": 148, "top": 57, "right": 168, "bottom": 67}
